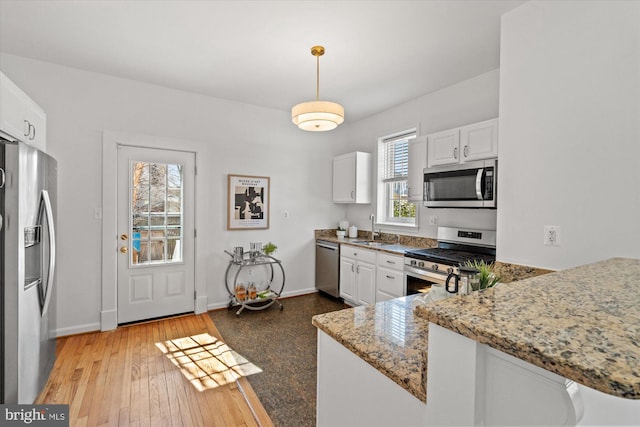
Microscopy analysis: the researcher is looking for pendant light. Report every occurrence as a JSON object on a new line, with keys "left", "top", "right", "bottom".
{"left": 291, "top": 46, "right": 345, "bottom": 131}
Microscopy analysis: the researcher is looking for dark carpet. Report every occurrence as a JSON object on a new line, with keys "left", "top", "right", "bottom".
{"left": 209, "top": 292, "right": 348, "bottom": 427}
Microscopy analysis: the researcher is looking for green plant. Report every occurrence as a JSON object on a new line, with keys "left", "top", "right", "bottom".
{"left": 464, "top": 260, "right": 500, "bottom": 291}
{"left": 263, "top": 242, "right": 277, "bottom": 255}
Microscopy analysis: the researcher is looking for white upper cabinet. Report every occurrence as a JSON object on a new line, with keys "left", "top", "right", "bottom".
{"left": 460, "top": 119, "right": 499, "bottom": 162}
{"left": 0, "top": 71, "right": 47, "bottom": 152}
{"left": 427, "top": 119, "right": 498, "bottom": 167}
{"left": 427, "top": 128, "right": 461, "bottom": 167}
{"left": 407, "top": 136, "right": 427, "bottom": 201}
{"left": 333, "top": 151, "right": 372, "bottom": 204}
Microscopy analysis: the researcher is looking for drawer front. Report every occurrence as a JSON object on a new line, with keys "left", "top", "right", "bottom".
{"left": 376, "top": 266, "right": 404, "bottom": 298}
{"left": 341, "top": 246, "right": 377, "bottom": 264}
{"left": 377, "top": 253, "right": 403, "bottom": 271}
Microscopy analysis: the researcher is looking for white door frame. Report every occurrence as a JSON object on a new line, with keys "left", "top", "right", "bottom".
{"left": 101, "top": 130, "right": 207, "bottom": 331}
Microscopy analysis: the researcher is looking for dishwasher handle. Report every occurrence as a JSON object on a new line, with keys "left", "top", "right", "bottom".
{"left": 316, "top": 242, "right": 338, "bottom": 251}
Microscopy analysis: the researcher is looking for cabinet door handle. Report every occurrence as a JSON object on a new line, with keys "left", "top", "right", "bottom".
{"left": 386, "top": 275, "right": 395, "bottom": 279}
{"left": 356, "top": 265, "right": 360, "bottom": 274}
{"left": 351, "top": 264, "right": 355, "bottom": 272}
{"left": 350, "top": 190, "right": 355, "bottom": 199}
{"left": 23, "top": 120, "right": 30, "bottom": 137}
{"left": 463, "top": 145, "right": 469, "bottom": 157}
{"left": 386, "top": 260, "right": 395, "bottom": 264}
{"left": 453, "top": 146, "right": 458, "bottom": 159}
{"left": 29, "top": 123, "right": 36, "bottom": 140}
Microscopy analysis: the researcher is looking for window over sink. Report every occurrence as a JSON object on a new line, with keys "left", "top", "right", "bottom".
{"left": 376, "top": 129, "right": 417, "bottom": 227}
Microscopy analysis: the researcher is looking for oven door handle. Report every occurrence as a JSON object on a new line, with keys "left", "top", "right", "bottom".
{"left": 404, "top": 265, "right": 448, "bottom": 282}
{"left": 476, "top": 168, "right": 484, "bottom": 200}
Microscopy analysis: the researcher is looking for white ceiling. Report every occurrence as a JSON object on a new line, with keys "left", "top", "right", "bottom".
{"left": 0, "top": 0, "right": 525, "bottom": 122}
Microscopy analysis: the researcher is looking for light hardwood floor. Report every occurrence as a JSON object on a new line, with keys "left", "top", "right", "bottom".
{"left": 35, "top": 313, "right": 274, "bottom": 427}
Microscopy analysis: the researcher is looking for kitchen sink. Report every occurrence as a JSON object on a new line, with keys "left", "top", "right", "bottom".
{"left": 352, "top": 240, "right": 385, "bottom": 247}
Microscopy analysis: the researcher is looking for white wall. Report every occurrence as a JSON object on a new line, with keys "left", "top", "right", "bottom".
{"left": 342, "top": 70, "right": 500, "bottom": 237}
{"left": 1, "top": 53, "right": 346, "bottom": 335}
{"left": 497, "top": 1, "right": 640, "bottom": 270}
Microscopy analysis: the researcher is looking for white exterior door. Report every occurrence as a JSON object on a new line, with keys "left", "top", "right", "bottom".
{"left": 116, "top": 145, "right": 195, "bottom": 324}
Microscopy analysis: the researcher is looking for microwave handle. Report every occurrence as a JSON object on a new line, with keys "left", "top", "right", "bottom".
{"left": 476, "top": 168, "right": 484, "bottom": 200}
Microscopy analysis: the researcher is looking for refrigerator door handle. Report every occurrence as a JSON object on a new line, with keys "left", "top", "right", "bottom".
{"left": 39, "top": 189, "right": 56, "bottom": 317}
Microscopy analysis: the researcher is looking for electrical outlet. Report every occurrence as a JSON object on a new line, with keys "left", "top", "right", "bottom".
{"left": 429, "top": 216, "right": 438, "bottom": 226}
{"left": 544, "top": 225, "right": 561, "bottom": 247}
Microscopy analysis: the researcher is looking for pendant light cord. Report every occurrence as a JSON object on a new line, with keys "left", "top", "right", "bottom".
{"left": 316, "top": 54, "right": 320, "bottom": 101}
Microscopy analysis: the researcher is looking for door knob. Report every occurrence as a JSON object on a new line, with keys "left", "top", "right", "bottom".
{"left": 120, "top": 246, "right": 128, "bottom": 253}
{"left": 120, "top": 234, "right": 128, "bottom": 240}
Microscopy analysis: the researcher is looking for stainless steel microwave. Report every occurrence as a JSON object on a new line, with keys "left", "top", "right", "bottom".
{"left": 423, "top": 159, "right": 497, "bottom": 208}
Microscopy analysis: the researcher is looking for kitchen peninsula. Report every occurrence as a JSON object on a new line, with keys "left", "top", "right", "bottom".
{"left": 313, "top": 257, "right": 640, "bottom": 426}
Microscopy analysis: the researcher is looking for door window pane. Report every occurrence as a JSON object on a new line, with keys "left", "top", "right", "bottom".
{"left": 130, "top": 160, "right": 184, "bottom": 265}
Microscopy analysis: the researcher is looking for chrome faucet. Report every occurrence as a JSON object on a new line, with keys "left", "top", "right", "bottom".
{"left": 369, "top": 213, "right": 379, "bottom": 240}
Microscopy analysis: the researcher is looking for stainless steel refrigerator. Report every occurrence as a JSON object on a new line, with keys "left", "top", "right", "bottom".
{"left": 1, "top": 139, "right": 57, "bottom": 404}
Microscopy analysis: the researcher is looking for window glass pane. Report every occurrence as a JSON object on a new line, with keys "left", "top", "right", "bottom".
{"left": 136, "top": 240, "right": 149, "bottom": 263}
{"left": 132, "top": 214, "right": 148, "bottom": 227}
{"left": 167, "top": 164, "right": 183, "bottom": 189}
{"left": 167, "top": 189, "right": 181, "bottom": 213}
{"left": 130, "top": 160, "right": 184, "bottom": 265}
{"left": 150, "top": 186, "right": 166, "bottom": 213}
{"left": 167, "top": 238, "right": 181, "bottom": 262}
{"left": 149, "top": 214, "right": 165, "bottom": 226}
{"left": 378, "top": 130, "right": 416, "bottom": 226}
{"left": 149, "top": 163, "right": 166, "bottom": 186}
{"left": 149, "top": 240, "right": 165, "bottom": 261}
{"left": 387, "top": 181, "right": 416, "bottom": 220}
{"left": 381, "top": 137, "right": 411, "bottom": 180}
{"left": 166, "top": 227, "right": 181, "bottom": 237}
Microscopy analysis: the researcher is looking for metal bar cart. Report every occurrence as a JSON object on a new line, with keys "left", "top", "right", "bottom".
{"left": 224, "top": 250, "right": 285, "bottom": 315}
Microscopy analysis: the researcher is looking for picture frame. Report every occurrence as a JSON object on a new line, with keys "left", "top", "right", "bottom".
{"left": 227, "top": 174, "right": 270, "bottom": 230}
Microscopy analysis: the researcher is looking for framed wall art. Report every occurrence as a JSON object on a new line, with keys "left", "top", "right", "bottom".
{"left": 227, "top": 174, "right": 270, "bottom": 230}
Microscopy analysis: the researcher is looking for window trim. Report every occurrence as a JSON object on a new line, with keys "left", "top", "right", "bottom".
{"left": 376, "top": 127, "right": 418, "bottom": 228}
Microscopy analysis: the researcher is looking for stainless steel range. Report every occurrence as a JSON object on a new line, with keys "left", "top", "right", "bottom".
{"left": 404, "top": 227, "right": 496, "bottom": 295}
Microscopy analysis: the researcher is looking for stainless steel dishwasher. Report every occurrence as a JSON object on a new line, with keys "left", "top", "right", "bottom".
{"left": 315, "top": 240, "right": 340, "bottom": 298}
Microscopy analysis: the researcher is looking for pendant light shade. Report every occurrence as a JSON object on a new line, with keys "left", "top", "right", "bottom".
{"left": 291, "top": 46, "right": 344, "bottom": 132}
{"left": 291, "top": 100, "right": 344, "bottom": 131}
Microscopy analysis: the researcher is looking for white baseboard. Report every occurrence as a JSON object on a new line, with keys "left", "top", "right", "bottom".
{"left": 54, "top": 322, "right": 101, "bottom": 338}
{"left": 195, "top": 295, "right": 208, "bottom": 314}
{"left": 100, "top": 308, "right": 118, "bottom": 331}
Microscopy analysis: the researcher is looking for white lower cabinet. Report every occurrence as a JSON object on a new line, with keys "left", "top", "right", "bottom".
{"left": 317, "top": 330, "right": 427, "bottom": 427}
{"left": 376, "top": 253, "right": 404, "bottom": 302}
{"left": 339, "top": 246, "right": 376, "bottom": 306}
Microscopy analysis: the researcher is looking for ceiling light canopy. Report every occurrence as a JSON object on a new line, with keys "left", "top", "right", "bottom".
{"left": 291, "top": 46, "right": 344, "bottom": 132}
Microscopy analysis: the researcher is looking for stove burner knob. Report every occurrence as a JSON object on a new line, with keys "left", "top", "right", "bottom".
{"left": 418, "top": 261, "right": 425, "bottom": 268}
{"left": 431, "top": 264, "right": 439, "bottom": 271}
{"left": 410, "top": 260, "right": 417, "bottom": 266}
{"left": 447, "top": 267, "right": 454, "bottom": 274}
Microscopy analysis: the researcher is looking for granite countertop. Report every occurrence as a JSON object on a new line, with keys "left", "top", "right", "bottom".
{"left": 415, "top": 257, "right": 640, "bottom": 399}
{"left": 318, "top": 236, "right": 420, "bottom": 256}
{"left": 315, "top": 229, "right": 436, "bottom": 256}
{"left": 312, "top": 295, "right": 429, "bottom": 403}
